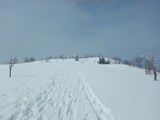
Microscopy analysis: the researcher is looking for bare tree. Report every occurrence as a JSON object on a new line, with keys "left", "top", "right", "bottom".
{"left": 112, "top": 57, "right": 122, "bottom": 64}
{"left": 132, "top": 56, "right": 144, "bottom": 68}
{"left": 8, "top": 57, "right": 19, "bottom": 77}
{"left": 75, "top": 55, "right": 79, "bottom": 61}
{"left": 123, "top": 60, "right": 132, "bottom": 66}
{"left": 45, "top": 56, "right": 53, "bottom": 63}
{"left": 144, "top": 54, "right": 159, "bottom": 81}
{"left": 59, "top": 54, "right": 67, "bottom": 60}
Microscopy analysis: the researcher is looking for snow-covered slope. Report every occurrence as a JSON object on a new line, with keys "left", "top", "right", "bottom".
{"left": 0, "top": 58, "right": 159, "bottom": 120}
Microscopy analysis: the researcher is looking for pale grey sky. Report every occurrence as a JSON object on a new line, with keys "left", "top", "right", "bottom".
{"left": 0, "top": 0, "right": 160, "bottom": 63}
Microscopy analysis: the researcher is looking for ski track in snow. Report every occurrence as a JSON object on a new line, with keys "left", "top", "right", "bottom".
{"left": 0, "top": 68, "right": 115, "bottom": 120}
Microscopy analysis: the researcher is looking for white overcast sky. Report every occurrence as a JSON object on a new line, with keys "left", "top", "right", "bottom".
{"left": 0, "top": 0, "right": 160, "bottom": 63}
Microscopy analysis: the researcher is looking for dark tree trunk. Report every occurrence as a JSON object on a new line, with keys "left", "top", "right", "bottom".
{"left": 153, "top": 67, "right": 157, "bottom": 81}
{"left": 9, "top": 67, "right": 12, "bottom": 77}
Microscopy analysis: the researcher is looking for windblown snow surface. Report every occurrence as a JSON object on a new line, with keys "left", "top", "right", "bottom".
{"left": 0, "top": 58, "right": 160, "bottom": 120}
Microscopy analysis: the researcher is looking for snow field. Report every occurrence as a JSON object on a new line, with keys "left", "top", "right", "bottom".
{"left": 0, "top": 59, "right": 115, "bottom": 120}
{"left": 0, "top": 58, "right": 160, "bottom": 120}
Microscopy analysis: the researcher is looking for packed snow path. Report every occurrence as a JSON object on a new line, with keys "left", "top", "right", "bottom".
{"left": 0, "top": 68, "right": 115, "bottom": 120}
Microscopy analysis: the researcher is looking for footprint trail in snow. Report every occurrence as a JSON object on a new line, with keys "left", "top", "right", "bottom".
{"left": 0, "top": 69, "right": 115, "bottom": 120}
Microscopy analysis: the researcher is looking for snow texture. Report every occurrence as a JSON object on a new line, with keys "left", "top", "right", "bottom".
{"left": 0, "top": 58, "right": 160, "bottom": 120}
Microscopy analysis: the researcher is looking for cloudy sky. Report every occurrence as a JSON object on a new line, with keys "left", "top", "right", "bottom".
{"left": 0, "top": 0, "right": 160, "bottom": 63}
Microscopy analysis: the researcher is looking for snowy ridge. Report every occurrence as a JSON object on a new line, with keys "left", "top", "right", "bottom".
{"left": 0, "top": 68, "right": 115, "bottom": 120}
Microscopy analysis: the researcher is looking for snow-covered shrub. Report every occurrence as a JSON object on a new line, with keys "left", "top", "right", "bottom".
{"left": 98, "top": 57, "right": 110, "bottom": 64}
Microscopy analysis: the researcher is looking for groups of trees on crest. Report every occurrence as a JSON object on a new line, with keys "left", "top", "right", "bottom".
{"left": 6, "top": 53, "right": 159, "bottom": 81}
